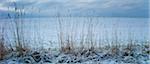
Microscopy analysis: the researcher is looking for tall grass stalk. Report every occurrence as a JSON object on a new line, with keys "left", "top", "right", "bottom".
{"left": 57, "top": 17, "right": 65, "bottom": 52}
{"left": 7, "top": 2, "right": 30, "bottom": 56}
{"left": 0, "top": 24, "right": 8, "bottom": 60}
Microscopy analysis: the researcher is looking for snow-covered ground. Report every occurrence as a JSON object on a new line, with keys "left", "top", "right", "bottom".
{"left": 0, "top": 45, "right": 149, "bottom": 64}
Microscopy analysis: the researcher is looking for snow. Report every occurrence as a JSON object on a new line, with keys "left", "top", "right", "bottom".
{"left": 0, "top": 45, "right": 149, "bottom": 64}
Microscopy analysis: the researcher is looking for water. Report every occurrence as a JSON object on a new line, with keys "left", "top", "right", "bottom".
{"left": 0, "top": 17, "right": 149, "bottom": 48}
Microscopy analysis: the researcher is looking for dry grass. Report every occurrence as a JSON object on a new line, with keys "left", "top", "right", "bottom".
{"left": 0, "top": 38, "right": 8, "bottom": 60}
{"left": 15, "top": 44, "right": 30, "bottom": 57}
{"left": 0, "top": 27, "right": 8, "bottom": 60}
{"left": 57, "top": 17, "right": 99, "bottom": 53}
{"left": 56, "top": 17, "right": 149, "bottom": 55}
{"left": 0, "top": 11, "right": 148, "bottom": 61}
{"left": 6, "top": 2, "right": 30, "bottom": 57}
{"left": 12, "top": 19, "right": 30, "bottom": 57}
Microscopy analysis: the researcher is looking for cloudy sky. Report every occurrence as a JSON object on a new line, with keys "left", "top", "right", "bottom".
{"left": 0, "top": 0, "right": 149, "bottom": 18}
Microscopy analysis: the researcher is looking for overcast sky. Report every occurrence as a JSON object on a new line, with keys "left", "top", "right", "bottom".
{"left": 0, "top": 0, "right": 149, "bottom": 18}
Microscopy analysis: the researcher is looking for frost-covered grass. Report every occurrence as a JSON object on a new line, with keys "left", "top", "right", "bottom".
{"left": 0, "top": 1, "right": 149, "bottom": 63}
{"left": 0, "top": 16, "right": 149, "bottom": 64}
{"left": 0, "top": 42, "right": 149, "bottom": 64}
